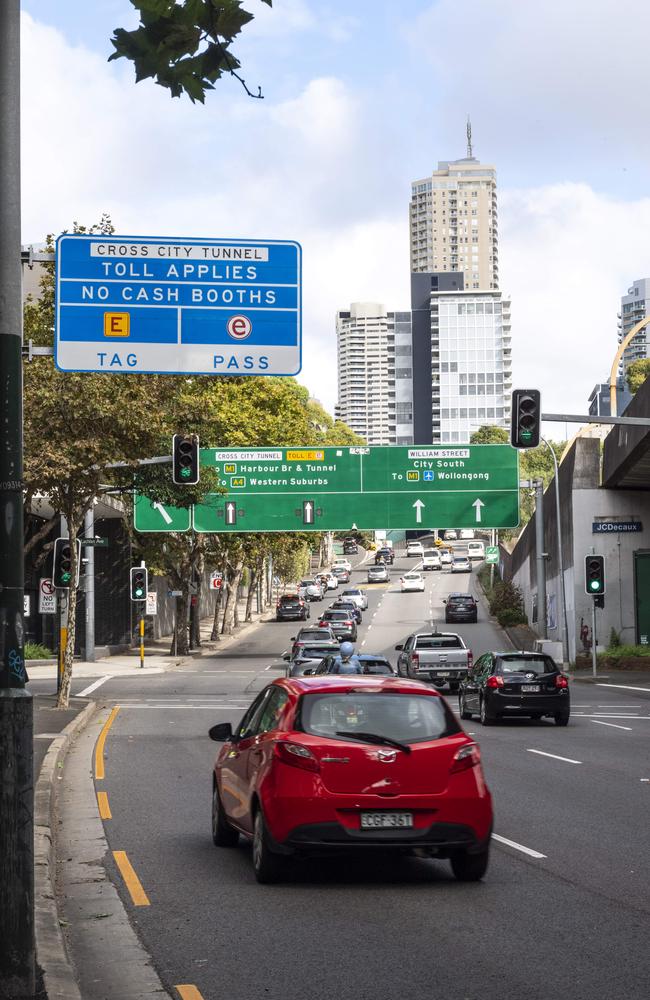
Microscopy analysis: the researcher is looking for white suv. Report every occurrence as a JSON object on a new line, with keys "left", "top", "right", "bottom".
{"left": 406, "top": 541, "right": 424, "bottom": 557}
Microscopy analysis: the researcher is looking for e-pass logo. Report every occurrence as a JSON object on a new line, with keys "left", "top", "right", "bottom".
{"left": 227, "top": 315, "right": 252, "bottom": 340}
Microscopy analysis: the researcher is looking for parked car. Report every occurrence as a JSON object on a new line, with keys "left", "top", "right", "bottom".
{"left": 209, "top": 677, "right": 493, "bottom": 883}
{"left": 331, "top": 566, "right": 351, "bottom": 584}
{"left": 401, "top": 571, "right": 425, "bottom": 593}
{"left": 276, "top": 594, "right": 310, "bottom": 621}
{"left": 283, "top": 642, "right": 341, "bottom": 677}
{"left": 406, "top": 540, "right": 424, "bottom": 557}
{"left": 313, "top": 654, "right": 395, "bottom": 676}
{"left": 422, "top": 549, "right": 442, "bottom": 571}
{"left": 317, "top": 609, "right": 357, "bottom": 641}
{"left": 341, "top": 587, "right": 368, "bottom": 610}
{"left": 395, "top": 631, "right": 473, "bottom": 692}
{"left": 297, "top": 578, "right": 325, "bottom": 601}
{"left": 444, "top": 593, "right": 478, "bottom": 624}
{"left": 467, "top": 541, "right": 486, "bottom": 560}
{"left": 367, "top": 564, "right": 389, "bottom": 583}
{"left": 444, "top": 529, "right": 458, "bottom": 541}
{"left": 290, "top": 626, "right": 337, "bottom": 654}
{"left": 451, "top": 553, "right": 472, "bottom": 574}
{"left": 329, "top": 599, "right": 363, "bottom": 624}
{"left": 458, "top": 651, "right": 570, "bottom": 727}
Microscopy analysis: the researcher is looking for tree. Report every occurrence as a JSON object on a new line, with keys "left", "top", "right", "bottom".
{"left": 470, "top": 424, "right": 509, "bottom": 444}
{"left": 110, "top": 0, "right": 272, "bottom": 104}
{"left": 626, "top": 358, "right": 650, "bottom": 394}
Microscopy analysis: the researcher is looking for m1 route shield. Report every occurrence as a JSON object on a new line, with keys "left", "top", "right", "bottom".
{"left": 55, "top": 234, "right": 301, "bottom": 376}
{"left": 134, "top": 445, "right": 519, "bottom": 533}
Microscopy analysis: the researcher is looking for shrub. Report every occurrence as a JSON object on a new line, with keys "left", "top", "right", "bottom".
{"left": 497, "top": 608, "right": 528, "bottom": 628}
{"left": 608, "top": 627, "right": 621, "bottom": 649}
{"left": 489, "top": 580, "right": 524, "bottom": 617}
{"left": 602, "top": 644, "right": 650, "bottom": 661}
{"left": 24, "top": 642, "right": 53, "bottom": 660}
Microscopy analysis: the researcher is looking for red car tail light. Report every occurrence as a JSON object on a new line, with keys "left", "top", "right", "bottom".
{"left": 274, "top": 741, "right": 320, "bottom": 773}
{"left": 555, "top": 674, "right": 569, "bottom": 688}
{"left": 467, "top": 650, "right": 473, "bottom": 669}
{"left": 486, "top": 675, "right": 504, "bottom": 689}
{"left": 450, "top": 743, "right": 480, "bottom": 774}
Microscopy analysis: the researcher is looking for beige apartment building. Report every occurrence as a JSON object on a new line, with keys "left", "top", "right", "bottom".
{"left": 409, "top": 156, "right": 499, "bottom": 290}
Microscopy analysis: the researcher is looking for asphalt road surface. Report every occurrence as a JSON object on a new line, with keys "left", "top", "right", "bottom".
{"left": 53, "top": 549, "right": 650, "bottom": 1000}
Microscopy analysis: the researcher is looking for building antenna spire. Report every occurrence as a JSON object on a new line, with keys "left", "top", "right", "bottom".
{"left": 466, "top": 115, "right": 473, "bottom": 158}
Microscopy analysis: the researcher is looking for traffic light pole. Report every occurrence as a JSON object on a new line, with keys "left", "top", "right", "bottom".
{"left": 591, "top": 598, "right": 598, "bottom": 679}
{"left": 0, "top": 2, "right": 35, "bottom": 995}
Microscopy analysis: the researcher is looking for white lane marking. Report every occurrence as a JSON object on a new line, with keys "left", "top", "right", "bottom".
{"left": 596, "top": 683, "right": 650, "bottom": 693}
{"left": 77, "top": 675, "right": 112, "bottom": 697}
{"left": 119, "top": 704, "right": 250, "bottom": 710}
{"left": 596, "top": 704, "right": 642, "bottom": 708}
{"left": 591, "top": 720, "right": 632, "bottom": 731}
{"left": 641, "top": 778, "right": 650, "bottom": 783}
{"left": 572, "top": 713, "right": 649, "bottom": 719}
{"left": 527, "top": 749, "right": 582, "bottom": 765}
{"left": 492, "top": 833, "right": 547, "bottom": 859}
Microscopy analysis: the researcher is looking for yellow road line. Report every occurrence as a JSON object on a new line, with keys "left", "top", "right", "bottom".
{"left": 112, "top": 851, "right": 150, "bottom": 906}
{"left": 175, "top": 987, "right": 205, "bottom": 1000}
{"left": 95, "top": 705, "right": 120, "bottom": 780}
{"left": 97, "top": 791, "right": 112, "bottom": 820}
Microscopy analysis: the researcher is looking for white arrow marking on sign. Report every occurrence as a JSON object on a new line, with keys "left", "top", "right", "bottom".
{"left": 304, "top": 502, "right": 313, "bottom": 523}
{"left": 153, "top": 502, "right": 173, "bottom": 525}
{"left": 472, "top": 499, "right": 485, "bottom": 523}
{"left": 413, "top": 499, "right": 425, "bottom": 524}
{"left": 225, "top": 502, "right": 237, "bottom": 525}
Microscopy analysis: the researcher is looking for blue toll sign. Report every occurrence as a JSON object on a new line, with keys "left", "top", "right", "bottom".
{"left": 55, "top": 234, "right": 302, "bottom": 376}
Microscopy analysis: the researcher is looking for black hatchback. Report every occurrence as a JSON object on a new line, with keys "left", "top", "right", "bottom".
{"left": 444, "top": 593, "right": 478, "bottom": 624}
{"left": 276, "top": 594, "right": 309, "bottom": 621}
{"left": 459, "top": 651, "right": 570, "bottom": 726}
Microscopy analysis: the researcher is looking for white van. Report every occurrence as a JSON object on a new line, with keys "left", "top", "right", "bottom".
{"left": 467, "top": 540, "right": 485, "bottom": 560}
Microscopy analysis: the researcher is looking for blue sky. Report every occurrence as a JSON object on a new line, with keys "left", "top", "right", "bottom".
{"left": 19, "top": 1, "right": 650, "bottom": 416}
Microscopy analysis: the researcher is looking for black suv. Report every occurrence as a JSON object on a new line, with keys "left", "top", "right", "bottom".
{"left": 276, "top": 594, "right": 309, "bottom": 621}
{"left": 444, "top": 593, "right": 478, "bottom": 624}
{"left": 343, "top": 538, "right": 358, "bottom": 554}
{"left": 375, "top": 547, "right": 394, "bottom": 565}
{"left": 458, "top": 651, "right": 570, "bottom": 726}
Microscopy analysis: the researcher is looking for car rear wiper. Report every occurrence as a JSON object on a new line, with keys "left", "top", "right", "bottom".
{"left": 335, "top": 731, "right": 411, "bottom": 754}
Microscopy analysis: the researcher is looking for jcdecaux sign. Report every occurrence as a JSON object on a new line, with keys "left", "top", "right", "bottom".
{"left": 134, "top": 444, "right": 519, "bottom": 533}
{"left": 55, "top": 234, "right": 301, "bottom": 376}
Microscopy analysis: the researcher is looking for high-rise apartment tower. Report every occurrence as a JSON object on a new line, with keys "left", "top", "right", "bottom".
{"left": 618, "top": 278, "right": 650, "bottom": 375}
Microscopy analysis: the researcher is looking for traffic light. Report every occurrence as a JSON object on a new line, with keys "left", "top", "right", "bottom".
{"left": 510, "top": 389, "right": 541, "bottom": 449}
{"left": 172, "top": 433, "right": 199, "bottom": 485}
{"left": 584, "top": 555, "right": 605, "bottom": 596}
{"left": 130, "top": 565, "right": 149, "bottom": 602}
{"left": 52, "top": 537, "right": 81, "bottom": 589}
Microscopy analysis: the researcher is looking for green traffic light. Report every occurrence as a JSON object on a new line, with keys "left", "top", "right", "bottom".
{"left": 61, "top": 571, "right": 71, "bottom": 583}
{"left": 590, "top": 580, "right": 600, "bottom": 591}
{"left": 181, "top": 467, "right": 191, "bottom": 478}
{"left": 135, "top": 587, "right": 144, "bottom": 598}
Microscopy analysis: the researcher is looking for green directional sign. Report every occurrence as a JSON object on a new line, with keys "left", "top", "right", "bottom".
{"left": 485, "top": 546, "right": 499, "bottom": 564}
{"left": 134, "top": 495, "right": 192, "bottom": 533}
{"left": 135, "top": 445, "right": 519, "bottom": 534}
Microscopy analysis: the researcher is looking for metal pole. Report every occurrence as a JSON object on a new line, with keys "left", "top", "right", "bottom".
{"left": 543, "top": 438, "right": 571, "bottom": 666}
{"left": 535, "top": 480, "right": 547, "bottom": 639}
{"left": 0, "top": 2, "right": 35, "bottom": 994}
{"left": 139, "top": 615, "right": 145, "bottom": 669}
{"left": 591, "top": 598, "right": 598, "bottom": 678}
{"left": 84, "top": 506, "right": 95, "bottom": 662}
{"left": 489, "top": 527, "right": 495, "bottom": 589}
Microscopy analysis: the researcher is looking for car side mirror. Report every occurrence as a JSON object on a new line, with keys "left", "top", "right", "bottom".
{"left": 303, "top": 668, "right": 314, "bottom": 676}
{"left": 443, "top": 599, "right": 447, "bottom": 604}
{"left": 290, "top": 636, "right": 296, "bottom": 640}
{"left": 282, "top": 653, "right": 290, "bottom": 661}
{"left": 209, "top": 722, "right": 233, "bottom": 742}
{"left": 394, "top": 643, "right": 403, "bottom": 651}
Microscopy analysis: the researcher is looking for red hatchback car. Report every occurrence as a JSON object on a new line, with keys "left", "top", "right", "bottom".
{"left": 209, "top": 676, "right": 493, "bottom": 883}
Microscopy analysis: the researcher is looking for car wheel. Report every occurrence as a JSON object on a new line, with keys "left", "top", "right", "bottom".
{"left": 212, "top": 782, "right": 239, "bottom": 847}
{"left": 448, "top": 682, "right": 459, "bottom": 694}
{"left": 479, "top": 696, "right": 496, "bottom": 726}
{"left": 252, "top": 808, "right": 285, "bottom": 884}
{"left": 450, "top": 846, "right": 490, "bottom": 882}
{"left": 459, "top": 693, "right": 472, "bottom": 720}
{"left": 555, "top": 712, "right": 570, "bottom": 726}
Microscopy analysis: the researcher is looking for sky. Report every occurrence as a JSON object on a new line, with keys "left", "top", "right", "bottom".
{"left": 19, "top": 0, "right": 650, "bottom": 426}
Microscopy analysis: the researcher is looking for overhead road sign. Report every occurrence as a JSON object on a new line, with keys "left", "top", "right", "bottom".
{"left": 134, "top": 496, "right": 192, "bottom": 533}
{"left": 134, "top": 445, "right": 519, "bottom": 534}
{"left": 55, "top": 234, "right": 302, "bottom": 376}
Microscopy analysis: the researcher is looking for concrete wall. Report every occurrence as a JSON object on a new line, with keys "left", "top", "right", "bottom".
{"left": 503, "top": 437, "right": 650, "bottom": 661}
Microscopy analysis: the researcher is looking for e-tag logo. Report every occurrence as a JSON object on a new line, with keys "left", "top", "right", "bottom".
{"left": 227, "top": 315, "right": 252, "bottom": 340}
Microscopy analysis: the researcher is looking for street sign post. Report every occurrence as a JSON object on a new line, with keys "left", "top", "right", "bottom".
{"left": 55, "top": 234, "right": 302, "bottom": 376}
{"left": 135, "top": 445, "right": 519, "bottom": 533}
{"left": 38, "top": 579, "right": 57, "bottom": 614}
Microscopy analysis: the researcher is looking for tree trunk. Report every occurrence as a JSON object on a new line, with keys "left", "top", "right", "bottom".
{"left": 56, "top": 514, "right": 80, "bottom": 709}
{"left": 245, "top": 568, "right": 258, "bottom": 622}
{"left": 221, "top": 561, "right": 243, "bottom": 635}
{"left": 174, "top": 591, "right": 190, "bottom": 655}
{"left": 190, "top": 554, "right": 204, "bottom": 649}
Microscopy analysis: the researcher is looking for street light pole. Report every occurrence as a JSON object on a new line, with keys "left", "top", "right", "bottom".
{"left": 0, "top": 2, "right": 35, "bottom": 995}
{"left": 542, "top": 438, "right": 570, "bottom": 666}
{"left": 534, "top": 479, "right": 547, "bottom": 639}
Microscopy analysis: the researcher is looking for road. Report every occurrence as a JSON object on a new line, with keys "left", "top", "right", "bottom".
{"left": 51, "top": 549, "right": 650, "bottom": 1000}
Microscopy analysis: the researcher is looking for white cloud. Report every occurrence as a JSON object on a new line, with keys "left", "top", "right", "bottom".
{"left": 500, "top": 182, "right": 650, "bottom": 413}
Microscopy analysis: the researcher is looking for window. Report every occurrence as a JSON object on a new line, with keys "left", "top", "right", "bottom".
{"left": 235, "top": 688, "right": 273, "bottom": 740}
{"left": 256, "top": 688, "right": 290, "bottom": 734}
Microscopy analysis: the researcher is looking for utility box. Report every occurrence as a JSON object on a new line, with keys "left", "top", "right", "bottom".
{"left": 533, "top": 640, "right": 564, "bottom": 665}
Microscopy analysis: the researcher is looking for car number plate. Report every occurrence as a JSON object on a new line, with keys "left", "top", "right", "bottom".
{"left": 521, "top": 684, "right": 540, "bottom": 693}
{"left": 436, "top": 671, "right": 450, "bottom": 677}
{"left": 360, "top": 812, "right": 413, "bottom": 829}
